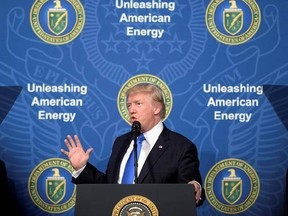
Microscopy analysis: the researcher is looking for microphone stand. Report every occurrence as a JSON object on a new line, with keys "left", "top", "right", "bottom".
{"left": 131, "top": 121, "right": 141, "bottom": 184}
{"left": 133, "top": 133, "right": 139, "bottom": 184}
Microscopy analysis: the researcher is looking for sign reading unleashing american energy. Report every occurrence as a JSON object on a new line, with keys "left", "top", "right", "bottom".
{"left": 27, "top": 83, "right": 87, "bottom": 122}
{"left": 203, "top": 84, "right": 263, "bottom": 122}
{"left": 115, "top": 0, "right": 176, "bottom": 38}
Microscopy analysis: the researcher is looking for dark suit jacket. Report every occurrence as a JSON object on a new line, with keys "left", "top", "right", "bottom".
{"left": 73, "top": 125, "right": 205, "bottom": 205}
{"left": 0, "top": 160, "right": 21, "bottom": 215}
{"left": 286, "top": 168, "right": 288, "bottom": 216}
{"left": 0, "top": 160, "right": 10, "bottom": 199}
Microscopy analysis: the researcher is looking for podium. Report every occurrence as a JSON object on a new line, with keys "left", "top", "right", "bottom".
{"left": 75, "top": 184, "right": 197, "bottom": 216}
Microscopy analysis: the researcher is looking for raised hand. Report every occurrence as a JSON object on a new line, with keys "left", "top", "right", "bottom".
{"left": 61, "top": 135, "right": 93, "bottom": 171}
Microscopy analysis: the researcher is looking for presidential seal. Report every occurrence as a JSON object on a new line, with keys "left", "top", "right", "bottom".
{"left": 30, "top": 0, "right": 85, "bottom": 45}
{"left": 204, "top": 158, "right": 260, "bottom": 214}
{"left": 28, "top": 158, "right": 76, "bottom": 213}
{"left": 112, "top": 195, "right": 159, "bottom": 216}
{"left": 206, "top": 0, "right": 261, "bottom": 45}
{"left": 117, "top": 74, "right": 172, "bottom": 124}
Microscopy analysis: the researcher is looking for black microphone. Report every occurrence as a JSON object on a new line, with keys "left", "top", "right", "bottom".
{"left": 131, "top": 121, "right": 141, "bottom": 184}
{"left": 131, "top": 121, "right": 141, "bottom": 139}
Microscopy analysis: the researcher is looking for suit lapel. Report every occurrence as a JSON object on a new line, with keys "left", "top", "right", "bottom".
{"left": 110, "top": 135, "right": 132, "bottom": 183}
{"left": 138, "top": 127, "right": 170, "bottom": 183}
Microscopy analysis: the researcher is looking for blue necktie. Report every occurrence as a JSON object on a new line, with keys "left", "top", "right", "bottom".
{"left": 121, "top": 134, "right": 145, "bottom": 184}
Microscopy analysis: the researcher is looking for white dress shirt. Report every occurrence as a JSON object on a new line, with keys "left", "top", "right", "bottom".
{"left": 117, "top": 120, "right": 164, "bottom": 183}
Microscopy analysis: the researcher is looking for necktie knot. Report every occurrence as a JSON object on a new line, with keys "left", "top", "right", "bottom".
{"left": 137, "top": 133, "right": 145, "bottom": 146}
{"left": 136, "top": 134, "right": 145, "bottom": 159}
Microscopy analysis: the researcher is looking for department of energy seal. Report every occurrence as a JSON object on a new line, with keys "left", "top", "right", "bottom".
{"left": 112, "top": 195, "right": 159, "bottom": 216}
{"left": 206, "top": 0, "right": 261, "bottom": 45}
{"left": 30, "top": 0, "right": 85, "bottom": 45}
{"left": 204, "top": 158, "right": 260, "bottom": 214}
{"left": 117, "top": 74, "right": 172, "bottom": 124}
{"left": 28, "top": 158, "right": 76, "bottom": 213}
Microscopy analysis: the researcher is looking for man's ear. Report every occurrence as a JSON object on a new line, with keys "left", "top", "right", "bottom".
{"left": 153, "top": 103, "right": 161, "bottom": 115}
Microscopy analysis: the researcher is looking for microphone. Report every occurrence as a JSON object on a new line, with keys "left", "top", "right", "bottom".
{"left": 131, "top": 121, "right": 141, "bottom": 184}
{"left": 131, "top": 121, "right": 141, "bottom": 139}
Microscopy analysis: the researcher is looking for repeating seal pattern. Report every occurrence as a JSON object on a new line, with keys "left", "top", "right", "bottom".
{"left": 28, "top": 158, "right": 76, "bottom": 213}
{"left": 117, "top": 74, "right": 173, "bottom": 124}
{"left": 206, "top": 0, "right": 261, "bottom": 45}
{"left": 30, "top": 0, "right": 85, "bottom": 45}
{"left": 112, "top": 195, "right": 159, "bottom": 216}
{"left": 204, "top": 158, "right": 260, "bottom": 214}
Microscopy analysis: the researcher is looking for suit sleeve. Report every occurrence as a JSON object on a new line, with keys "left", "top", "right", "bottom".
{"left": 177, "top": 143, "right": 202, "bottom": 184}
{"left": 72, "top": 163, "right": 107, "bottom": 184}
{"left": 177, "top": 142, "right": 205, "bottom": 206}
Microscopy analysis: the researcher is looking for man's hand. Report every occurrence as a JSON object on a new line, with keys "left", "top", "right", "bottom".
{"left": 61, "top": 135, "right": 93, "bottom": 170}
{"left": 188, "top": 180, "right": 202, "bottom": 206}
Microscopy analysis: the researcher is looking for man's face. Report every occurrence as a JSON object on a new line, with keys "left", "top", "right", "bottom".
{"left": 127, "top": 92, "right": 160, "bottom": 132}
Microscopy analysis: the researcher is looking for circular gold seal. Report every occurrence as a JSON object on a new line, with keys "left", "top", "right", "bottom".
{"left": 206, "top": 0, "right": 261, "bottom": 45}
{"left": 28, "top": 158, "right": 76, "bottom": 213}
{"left": 204, "top": 158, "right": 260, "bottom": 214}
{"left": 112, "top": 195, "right": 159, "bottom": 216}
{"left": 30, "top": 0, "right": 85, "bottom": 45}
{"left": 117, "top": 74, "right": 173, "bottom": 124}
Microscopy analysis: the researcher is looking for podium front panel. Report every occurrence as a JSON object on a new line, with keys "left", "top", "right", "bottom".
{"left": 75, "top": 184, "right": 197, "bottom": 216}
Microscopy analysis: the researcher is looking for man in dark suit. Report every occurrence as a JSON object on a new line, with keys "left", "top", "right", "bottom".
{"left": 0, "top": 160, "right": 10, "bottom": 201}
{"left": 286, "top": 168, "right": 288, "bottom": 216}
{"left": 61, "top": 83, "right": 205, "bottom": 206}
{"left": 0, "top": 160, "right": 20, "bottom": 215}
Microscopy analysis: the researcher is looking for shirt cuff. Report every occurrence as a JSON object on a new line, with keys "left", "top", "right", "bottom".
{"left": 72, "top": 165, "right": 86, "bottom": 178}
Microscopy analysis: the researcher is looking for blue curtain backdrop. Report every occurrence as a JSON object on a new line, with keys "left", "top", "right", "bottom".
{"left": 0, "top": 0, "right": 288, "bottom": 215}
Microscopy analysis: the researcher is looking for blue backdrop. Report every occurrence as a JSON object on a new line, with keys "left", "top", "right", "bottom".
{"left": 1, "top": 0, "right": 288, "bottom": 215}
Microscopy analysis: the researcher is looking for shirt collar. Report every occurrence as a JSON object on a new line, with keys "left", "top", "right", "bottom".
{"left": 143, "top": 121, "right": 164, "bottom": 146}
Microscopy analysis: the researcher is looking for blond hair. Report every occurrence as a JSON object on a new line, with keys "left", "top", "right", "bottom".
{"left": 126, "top": 83, "right": 166, "bottom": 119}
